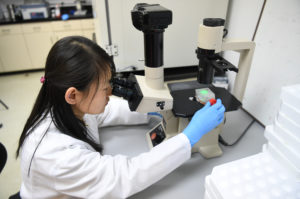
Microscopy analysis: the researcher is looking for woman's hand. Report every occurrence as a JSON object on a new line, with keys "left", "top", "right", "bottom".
{"left": 183, "top": 99, "right": 225, "bottom": 147}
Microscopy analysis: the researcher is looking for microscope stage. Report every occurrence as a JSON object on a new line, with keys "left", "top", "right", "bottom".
{"left": 168, "top": 81, "right": 241, "bottom": 117}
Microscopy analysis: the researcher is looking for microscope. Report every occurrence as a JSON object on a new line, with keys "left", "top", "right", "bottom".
{"left": 112, "top": 3, "right": 255, "bottom": 158}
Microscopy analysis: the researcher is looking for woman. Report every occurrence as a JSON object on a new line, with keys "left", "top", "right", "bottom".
{"left": 17, "top": 36, "right": 225, "bottom": 199}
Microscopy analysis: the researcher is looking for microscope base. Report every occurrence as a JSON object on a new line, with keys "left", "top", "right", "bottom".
{"left": 191, "top": 122, "right": 224, "bottom": 158}
{"left": 146, "top": 111, "right": 225, "bottom": 159}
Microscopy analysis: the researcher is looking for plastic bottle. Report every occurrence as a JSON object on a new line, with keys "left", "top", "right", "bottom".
{"left": 55, "top": 4, "right": 61, "bottom": 18}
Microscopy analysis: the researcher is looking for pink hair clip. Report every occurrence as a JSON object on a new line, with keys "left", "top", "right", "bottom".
{"left": 40, "top": 76, "right": 46, "bottom": 84}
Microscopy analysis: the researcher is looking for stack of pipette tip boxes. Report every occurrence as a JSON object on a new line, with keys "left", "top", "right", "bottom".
{"left": 204, "top": 84, "right": 300, "bottom": 199}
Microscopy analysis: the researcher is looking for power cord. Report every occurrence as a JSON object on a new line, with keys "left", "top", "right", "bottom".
{"left": 0, "top": 99, "right": 9, "bottom": 110}
{"left": 219, "top": 119, "right": 256, "bottom": 146}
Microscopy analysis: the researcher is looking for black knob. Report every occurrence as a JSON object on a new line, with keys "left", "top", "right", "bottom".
{"left": 203, "top": 18, "right": 225, "bottom": 27}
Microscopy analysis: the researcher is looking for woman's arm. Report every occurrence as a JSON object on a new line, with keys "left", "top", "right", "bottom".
{"left": 52, "top": 133, "right": 191, "bottom": 198}
{"left": 96, "top": 97, "right": 149, "bottom": 127}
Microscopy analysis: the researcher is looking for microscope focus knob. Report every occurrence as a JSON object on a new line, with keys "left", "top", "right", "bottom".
{"left": 203, "top": 18, "right": 225, "bottom": 27}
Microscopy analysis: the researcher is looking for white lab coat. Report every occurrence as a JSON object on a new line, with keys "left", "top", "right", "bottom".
{"left": 20, "top": 97, "right": 191, "bottom": 199}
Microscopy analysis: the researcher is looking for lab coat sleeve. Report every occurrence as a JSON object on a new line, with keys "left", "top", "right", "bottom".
{"left": 96, "top": 97, "right": 149, "bottom": 127}
{"left": 51, "top": 133, "right": 191, "bottom": 199}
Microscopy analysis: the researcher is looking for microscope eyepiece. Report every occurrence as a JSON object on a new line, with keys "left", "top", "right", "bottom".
{"left": 111, "top": 76, "right": 134, "bottom": 100}
{"left": 112, "top": 85, "right": 133, "bottom": 100}
{"left": 112, "top": 77, "right": 134, "bottom": 88}
{"left": 110, "top": 74, "right": 143, "bottom": 112}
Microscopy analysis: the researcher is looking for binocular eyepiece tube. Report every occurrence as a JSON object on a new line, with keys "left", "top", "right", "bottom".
{"left": 110, "top": 74, "right": 144, "bottom": 112}
{"left": 111, "top": 77, "right": 134, "bottom": 100}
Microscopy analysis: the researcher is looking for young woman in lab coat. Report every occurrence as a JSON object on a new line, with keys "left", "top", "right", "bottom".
{"left": 17, "top": 36, "right": 225, "bottom": 199}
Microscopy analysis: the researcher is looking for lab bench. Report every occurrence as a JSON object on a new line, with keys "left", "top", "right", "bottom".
{"left": 99, "top": 108, "right": 266, "bottom": 199}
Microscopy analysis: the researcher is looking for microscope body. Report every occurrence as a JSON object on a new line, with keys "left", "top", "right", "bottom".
{"left": 197, "top": 18, "right": 255, "bottom": 101}
{"left": 134, "top": 75, "right": 173, "bottom": 113}
{"left": 112, "top": 4, "right": 255, "bottom": 159}
{"left": 112, "top": 4, "right": 173, "bottom": 113}
{"left": 131, "top": 3, "right": 172, "bottom": 90}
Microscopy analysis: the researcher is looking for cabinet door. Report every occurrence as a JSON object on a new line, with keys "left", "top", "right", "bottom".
{"left": 81, "top": 19, "right": 95, "bottom": 41}
{"left": 0, "top": 25, "right": 32, "bottom": 71}
{"left": 22, "top": 23, "right": 54, "bottom": 69}
{"left": 82, "top": 30, "right": 95, "bottom": 41}
{"left": 23, "top": 32, "right": 53, "bottom": 69}
{"left": 54, "top": 30, "right": 83, "bottom": 41}
{"left": 52, "top": 20, "right": 83, "bottom": 41}
{"left": 81, "top": 19, "right": 94, "bottom": 29}
{"left": 52, "top": 20, "right": 82, "bottom": 32}
{"left": 0, "top": 58, "right": 4, "bottom": 72}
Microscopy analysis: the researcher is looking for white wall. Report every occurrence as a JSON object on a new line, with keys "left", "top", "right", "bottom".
{"left": 94, "top": 0, "right": 229, "bottom": 71}
{"left": 94, "top": 0, "right": 300, "bottom": 125}
{"left": 223, "top": 0, "right": 264, "bottom": 92}
{"left": 242, "top": 0, "right": 300, "bottom": 125}
{"left": 226, "top": 0, "right": 300, "bottom": 125}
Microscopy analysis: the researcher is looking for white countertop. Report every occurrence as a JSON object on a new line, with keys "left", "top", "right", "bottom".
{"left": 99, "top": 109, "right": 266, "bottom": 199}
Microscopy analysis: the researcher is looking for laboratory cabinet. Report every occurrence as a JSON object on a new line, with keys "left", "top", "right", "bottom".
{"left": 0, "top": 25, "right": 32, "bottom": 72}
{"left": 53, "top": 19, "right": 95, "bottom": 43}
{"left": 52, "top": 20, "right": 83, "bottom": 40}
{"left": 22, "top": 23, "right": 53, "bottom": 69}
{"left": 0, "top": 19, "right": 95, "bottom": 73}
{"left": 81, "top": 19, "right": 95, "bottom": 41}
{"left": 82, "top": 29, "right": 94, "bottom": 41}
{"left": 0, "top": 55, "right": 4, "bottom": 72}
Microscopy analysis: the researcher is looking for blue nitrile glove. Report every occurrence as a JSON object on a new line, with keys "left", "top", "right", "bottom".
{"left": 183, "top": 99, "right": 225, "bottom": 147}
{"left": 147, "top": 112, "right": 163, "bottom": 119}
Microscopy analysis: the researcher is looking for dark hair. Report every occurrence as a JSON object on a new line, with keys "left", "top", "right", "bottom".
{"left": 16, "top": 36, "right": 114, "bottom": 157}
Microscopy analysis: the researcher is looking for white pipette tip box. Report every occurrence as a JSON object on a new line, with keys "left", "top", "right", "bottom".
{"left": 280, "top": 84, "right": 300, "bottom": 112}
{"left": 264, "top": 125, "right": 300, "bottom": 179}
{"left": 204, "top": 84, "right": 300, "bottom": 199}
{"left": 204, "top": 153, "right": 300, "bottom": 199}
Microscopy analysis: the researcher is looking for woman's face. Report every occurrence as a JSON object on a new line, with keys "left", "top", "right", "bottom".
{"left": 73, "top": 74, "right": 112, "bottom": 119}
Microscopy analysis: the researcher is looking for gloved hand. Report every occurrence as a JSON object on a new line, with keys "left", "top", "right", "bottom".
{"left": 183, "top": 99, "right": 225, "bottom": 147}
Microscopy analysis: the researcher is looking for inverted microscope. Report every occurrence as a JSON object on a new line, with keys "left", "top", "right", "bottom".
{"left": 112, "top": 3, "right": 255, "bottom": 158}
